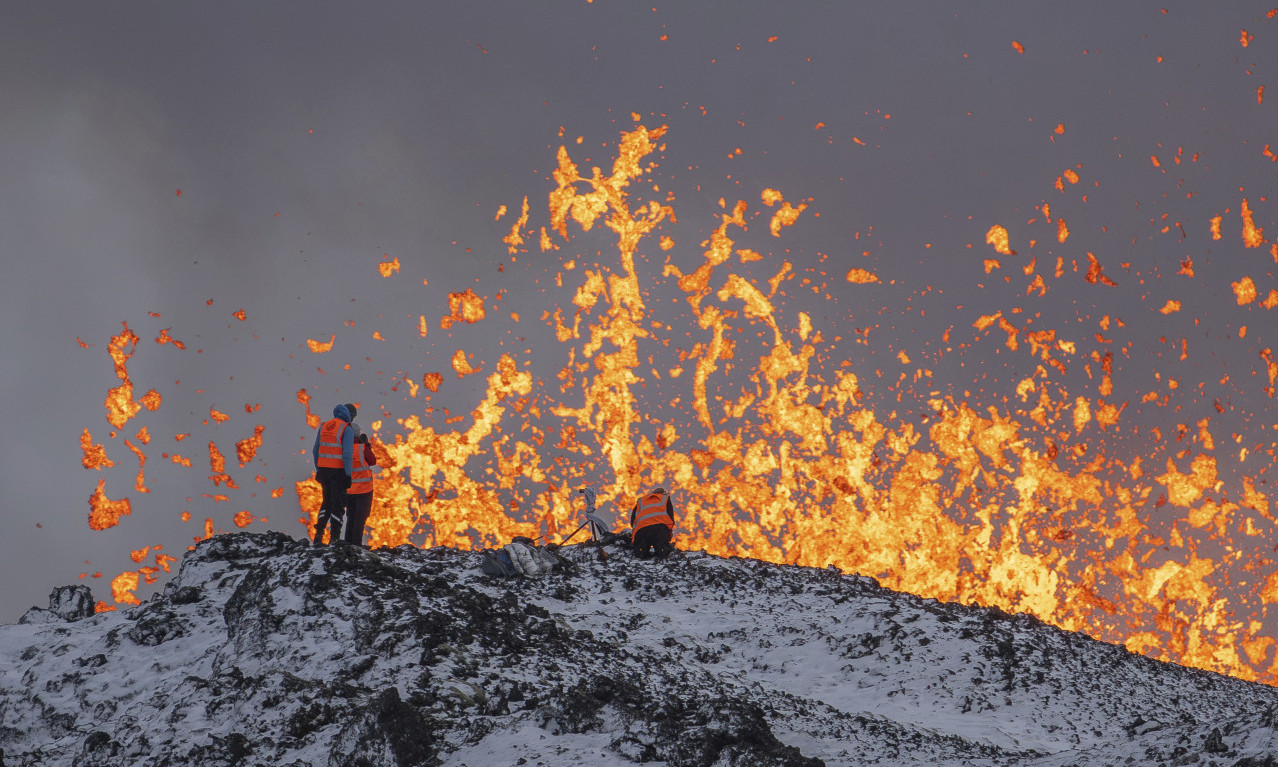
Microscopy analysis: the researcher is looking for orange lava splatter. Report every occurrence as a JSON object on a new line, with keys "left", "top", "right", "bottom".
{"left": 503, "top": 197, "right": 531, "bottom": 254}
{"left": 1242, "top": 199, "right": 1265, "bottom": 248}
{"left": 140, "top": 389, "right": 162, "bottom": 411}
{"left": 208, "top": 442, "right": 238, "bottom": 488}
{"left": 297, "top": 389, "right": 320, "bottom": 428}
{"left": 451, "top": 350, "right": 480, "bottom": 378}
{"left": 760, "top": 189, "right": 807, "bottom": 236}
{"left": 110, "top": 572, "right": 141, "bottom": 606}
{"left": 125, "top": 438, "right": 149, "bottom": 494}
{"left": 155, "top": 328, "right": 186, "bottom": 349}
{"left": 1084, "top": 252, "right": 1117, "bottom": 286}
{"left": 80, "top": 429, "right": 114, "bottom": 470}
{"left": 441, "top": 288, "right": 487, "bottom": 329}
{"left": 104, "top": 323, "right": 142, "bottom": 428}
{"left": 235, "top": 424, "right": 265, "bottom": 466}
{"left": 985, "top": 225, "right": 1016, "bottom": 256}
{"left": 1233, "top": 276, "right": 1258, "bottom": 305}
{"left": 87, "top": 478, "right": 131, "bottom": 531}
{"left": 307, "top": 335, "right": 336, "bottom": 353}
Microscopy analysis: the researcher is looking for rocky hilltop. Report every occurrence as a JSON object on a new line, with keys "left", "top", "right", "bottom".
{"left": 2, "top": 532, "right": 1277, "bottom": 766}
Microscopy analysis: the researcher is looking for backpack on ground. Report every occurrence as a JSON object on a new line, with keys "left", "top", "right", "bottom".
{"left": 479, "top": 549, "right": 518, "bottom": 578}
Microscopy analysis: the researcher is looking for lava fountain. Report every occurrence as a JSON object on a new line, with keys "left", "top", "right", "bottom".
{"left": 84, "top": 121, "right": 1278, "bottom": 685}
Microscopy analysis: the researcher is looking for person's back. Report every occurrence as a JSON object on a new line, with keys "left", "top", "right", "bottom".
{"left": 630, "top": 487, "right": 675, "bottom": 559}
{"left": 311, "top": 403, "right": 356, "bottom": 544}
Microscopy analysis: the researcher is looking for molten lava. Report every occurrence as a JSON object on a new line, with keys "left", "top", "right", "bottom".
{"left": 82, "top": 122, "right": 1278, "bottom": 689}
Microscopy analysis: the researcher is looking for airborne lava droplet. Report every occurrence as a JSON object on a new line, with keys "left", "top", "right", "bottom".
{"left": 88, "top": 478, "right": 131, "bottom": 531}
{"left": 307, "top": 335, "right": 336, "bottom": 353}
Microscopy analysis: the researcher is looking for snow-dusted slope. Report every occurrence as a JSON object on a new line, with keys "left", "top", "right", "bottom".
{"left": 2, "top": 532, "right": 1276, "bottom": 766}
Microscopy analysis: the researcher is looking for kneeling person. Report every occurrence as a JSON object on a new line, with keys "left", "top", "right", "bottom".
{"left": 630, "top": 486, "right": 675, "bottom": 559}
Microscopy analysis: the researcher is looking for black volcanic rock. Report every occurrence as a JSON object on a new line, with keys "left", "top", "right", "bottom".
{"left": 19, "top": 584, "right": 96, "bottom": 625}
{"left": 2, "top": 531, "right": 1278, "bottom": 766}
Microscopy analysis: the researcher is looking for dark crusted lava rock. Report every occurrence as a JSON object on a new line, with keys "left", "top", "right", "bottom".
{"left": 18, "top": 584, "right": 96, "bottom": 624}
{"left": 4, "top": 531, "right": 1278, "bottom": 766}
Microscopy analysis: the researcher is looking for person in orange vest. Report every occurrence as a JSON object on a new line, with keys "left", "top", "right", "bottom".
{"left": 310, "top": 403, "right": 356, "bottom": 545}
{"left": 630, "top": 486, "right": 675, "bottom": 559}
{"left": 343, "top": 432, "right": 379, "bottom": 545}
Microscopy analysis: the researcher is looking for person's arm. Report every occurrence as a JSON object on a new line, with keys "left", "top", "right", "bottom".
{"left": 312, "top": 428, "right": 322, "bottom": 467}
{"left": 342, "top": 426, "right": 355, "bottom": 476}
{"left": 363, "top": 441, "right": 377, "bottom": 465}
{"left": 630, "top": 502, "right": 637, "bottom": 526}
{"left": 666, "top": 496, "right": 675, "bottom": 524}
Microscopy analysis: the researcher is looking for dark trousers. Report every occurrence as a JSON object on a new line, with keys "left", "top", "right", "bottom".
{"left": 632, "top": 524, "right": 673, "bottom": 559}
{"left": 344, "top": 492, "right": 372, "bottom": 545}
{"left": 314, "top": 467, "right": 348, "bottom": 544}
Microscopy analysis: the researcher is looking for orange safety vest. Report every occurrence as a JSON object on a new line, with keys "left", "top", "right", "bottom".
{"left": 632, "top": 492, "right": 673, "bottom": 540}
{"left": 316, "top": 418, "right": 348, "bottom": 469}
{"left": 349, "top": 443, "right": 373, "bottom": 494}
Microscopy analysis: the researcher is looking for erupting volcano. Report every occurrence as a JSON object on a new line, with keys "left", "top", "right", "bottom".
{"left": 78, "top": 107, "right": 1278, "bottom": 686}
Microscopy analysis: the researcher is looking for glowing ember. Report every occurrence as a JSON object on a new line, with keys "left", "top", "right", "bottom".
{"left": 297, "top": 388, "right": 320, "bottom": 428}
{"left": 111, "top": 571, "right": 140, "bottom": 606}
{"left": 235, "top": 424, "right": 265, "bottom": 466}
{"left": 441, "top": 289, "right": 487, "bottom": 329}
{"left": 87, "top": 478, "right": 130, "bottom": 530}
{"left": 1234, "top": 276, "right": 1258, "bottom": 305}
{"left": 124, "top": 438, "right": 149, "bottom": 493}
{"left": 307, "top": 335, "right": 336, "bottom": 353}
{"left": 1242, "top": 199, "right": 1265, "bottom": 248}
{"left": 378, "top": 255, "right": 401, "bottom": 277}
{"left": 985, "top": 225, "right": 1015, "bottom": 256}
{"left": 104, "top": 323, "right": 141, "bottom": 428}
{"left": 208, "top": 442, "right": 237, "bottom": 488}
{"left": 1084, "top": 252, "right": 1116, "bottom": 286}
{"left": 80, "top": 428, "right": 114, "bottom": 470}
{"left": 451, "top": 350, "right": 480, "bottom": 378}
{"left": 155, "top": 328, "right": 185, "bottom": 349}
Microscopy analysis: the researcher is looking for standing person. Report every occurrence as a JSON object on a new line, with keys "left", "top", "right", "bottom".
{"left": 630, "top": 486, "right": 676, "bottom": 559}
{"left": 343, "top": 433, "right": 378, "bottom": 545}
{"left": 311, "top": 403, "right": 355, "bottom": 545}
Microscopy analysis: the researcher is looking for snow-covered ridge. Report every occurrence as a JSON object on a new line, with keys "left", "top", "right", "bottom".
{"left": 2, "top": 532, "right": 1276, "bottom": 766}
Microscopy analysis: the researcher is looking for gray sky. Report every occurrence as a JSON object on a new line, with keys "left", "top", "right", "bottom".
{"left": 3, "top": 2, "right": 1277, "bottom": 677}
